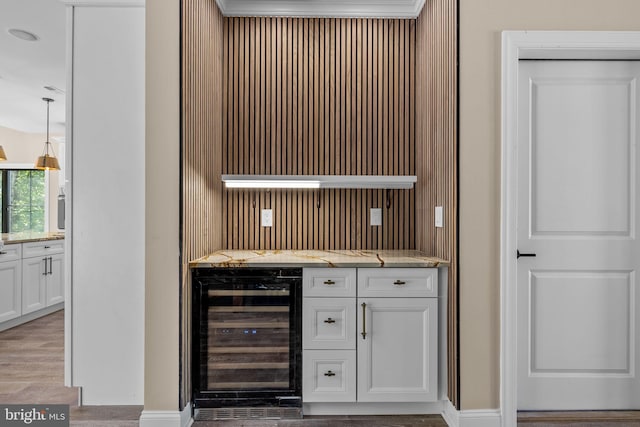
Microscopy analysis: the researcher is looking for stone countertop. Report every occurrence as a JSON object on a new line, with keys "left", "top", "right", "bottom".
{"left": 190, "top": 249, "right": 448, "bottom": 269}
{"left": 1, "top": 231, "right": 65, "bottom": 245}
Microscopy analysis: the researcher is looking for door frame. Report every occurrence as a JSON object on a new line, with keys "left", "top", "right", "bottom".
{"left": 500, "top": 31, "right": 640, "bottom": 427}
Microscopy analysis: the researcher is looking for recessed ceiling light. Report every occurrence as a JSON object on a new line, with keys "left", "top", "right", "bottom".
{"left": 8, "top": 28, "right": 39, "bottom": 42}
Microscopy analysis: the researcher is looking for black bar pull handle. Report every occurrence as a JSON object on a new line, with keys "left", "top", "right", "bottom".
{"left": 324, "top": 318, "right": 336, "bottom": 324}
{"left": 43, "top": 258, "right": 48, "bottom": 276}
{"left": 324, "top": 371, "right": 336, "bottom": 377}
{"left": 517, "top": 250, "right": 537, "bottom": 259}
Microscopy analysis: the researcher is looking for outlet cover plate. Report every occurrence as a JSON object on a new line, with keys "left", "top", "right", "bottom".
{"left": 261, "top": 209, "right": 273, "bottom": 227}
{"left": 370, "top": 208, "right": 382, "bottom": 226}
{"left": 435, "top": 206, "right": 443, "bottom": 228}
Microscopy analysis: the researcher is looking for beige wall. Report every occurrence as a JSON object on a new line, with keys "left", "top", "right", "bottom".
{"left": 459, "top": 0, "right": 640, "bottom": 410}
{"left": 144, "top": 0, "right": 181, "bottom": 412}
{"left": 0, "top": 125, "right": 62, "bottom": 232}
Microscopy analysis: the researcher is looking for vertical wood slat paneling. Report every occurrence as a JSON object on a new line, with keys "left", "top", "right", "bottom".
{"left": 415, "top": 0, "right": 459, "bottom": 408}
{"left": 180, "top": 0, "right": 224, "bottom": 409}
{"left": 222, "top": 17, "right": 415, "bottom": 250}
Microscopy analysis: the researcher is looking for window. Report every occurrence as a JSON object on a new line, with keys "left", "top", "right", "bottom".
{"left": 0, "top": 169, "right": 46, "bottom": 233}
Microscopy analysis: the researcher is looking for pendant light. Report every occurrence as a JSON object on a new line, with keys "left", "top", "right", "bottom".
{"left": 35, "top": 97, "right": 60, "bottom": 170}
{"left": 0, "top": 145, "right": 6, "bottom": 161}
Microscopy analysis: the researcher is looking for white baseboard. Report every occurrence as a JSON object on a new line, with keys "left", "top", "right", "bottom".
{"left": 304, "top": 401, "right": 443, "bottom": 416}
{"left": 441, "top": 404, "right": 501, "bottom": 427}
{"left": 441, "top": 399, "right": 459, "bottom": 427}
{"left": 459, "top": 410, "right": 502, "bottom": 427}
{"left": 139, "top": 405, "right": 192, "bottom": 427}
{"left": 0, "top": 303, "right": 64, "bottom": 332}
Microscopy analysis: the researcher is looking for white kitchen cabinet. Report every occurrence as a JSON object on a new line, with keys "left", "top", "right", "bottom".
{"left": 356, "top": 297, "right": 438, "bottom": 402}
{"left": 0, "top": 255, "right": 22, "bottom": 323}
{"left": 47, "top": 253, "right": 65, "bottom": 306}
{"left": 302, "top": 267, "right": 439, "bottom": 405}
{"left": 22, "top": 242, "right": 65, "bottom": 314}
{"left": 22, "top": 255, "right": 48, "bottom": 315}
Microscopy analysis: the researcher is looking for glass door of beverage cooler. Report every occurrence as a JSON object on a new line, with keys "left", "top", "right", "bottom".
{"left": 192, "top": 268, "right": 302, "bottom": 409}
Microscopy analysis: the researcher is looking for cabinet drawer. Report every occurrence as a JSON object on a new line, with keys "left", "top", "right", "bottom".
{"left": 302, "top": 350, "right": 356, "bottom": 402}
{"left": 22, "top": 240, "right": 64, "bottom": 258}
{"left": 303, "top": 268, "right": 356, "bottom": 297}
{"left": 0, "top": 244, "right": 21, "bottom": 263}
{"left": 358, "top": 268, "right": 437, "bottom": 298}
{"left": 303, "top": 298, "right": 356, "bottom": 350}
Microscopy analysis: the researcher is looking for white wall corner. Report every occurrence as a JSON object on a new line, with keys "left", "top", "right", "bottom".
{"left": 459, "top": 410, "right": 502, "bottom": 427}
{"left": 139, "top": 406, "right": 192, "bottom": 427}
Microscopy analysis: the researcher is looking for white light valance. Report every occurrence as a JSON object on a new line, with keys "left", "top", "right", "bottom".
{"left": 221, "top": 175, "right": 417, "bottom": 190}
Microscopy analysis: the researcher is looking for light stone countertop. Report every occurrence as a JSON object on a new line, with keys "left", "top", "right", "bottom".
{"left": 190, "top": 249, "right": 448, "bottom": 268}
{"left": 1, "top": 231, "right": 65, "bottom": 245}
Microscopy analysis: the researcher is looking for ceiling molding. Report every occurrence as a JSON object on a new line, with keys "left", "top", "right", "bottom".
{"left": 59, "top": 0, "right": 144, "bottom": 7}
{"left": 215, "top": 0, "right": 425, "bottom": 18}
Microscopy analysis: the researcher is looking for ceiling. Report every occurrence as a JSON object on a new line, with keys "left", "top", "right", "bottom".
{"left": 0, "top": 0, "right": 66, "bottom": 136}
{"left": 0, "top": 0, "right": 424, "bottom": 137}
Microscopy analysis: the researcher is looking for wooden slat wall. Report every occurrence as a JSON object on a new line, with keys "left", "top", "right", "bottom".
{"left": 415, "top": 0, "right": 459, "bottom": 408}
{"left": 222, "top": 17, "right": 416, "bottom": 250}
{"left": 181, "top": 0, "right": 224, "bottom": 409}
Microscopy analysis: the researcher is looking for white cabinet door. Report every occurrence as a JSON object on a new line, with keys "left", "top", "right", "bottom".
{"left": 357, "top": 297, "right": 437, "bottom": 402}
{"left": 22, "top": 257, "right": 47, "bottom": 315}
{"left": 47, "top": 253, "right": 65, "bottom": 306}
{"left": 0, "top": 260, "right": 22, "bottom": 323}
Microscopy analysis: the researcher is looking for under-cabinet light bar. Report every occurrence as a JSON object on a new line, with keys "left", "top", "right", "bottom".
{"left": 221, "top": 175, "right": 417, "bottom": 190}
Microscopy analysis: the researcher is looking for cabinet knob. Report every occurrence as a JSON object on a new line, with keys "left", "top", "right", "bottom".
{"left": 324, "top": 371, "right": 336, "bottom": 377}
{"left": 393, "top": 280, "right": 406, "bottom": 285}
{"left": 323, "top": 280, "right": 335, "bottom": 285}
{"left": 324, "top": 318, "right": 336, "bottom": 324}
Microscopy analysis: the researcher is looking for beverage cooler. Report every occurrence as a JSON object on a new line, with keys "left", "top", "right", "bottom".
{"left": 191, "top": 267, "right": 302, "bottom": 419}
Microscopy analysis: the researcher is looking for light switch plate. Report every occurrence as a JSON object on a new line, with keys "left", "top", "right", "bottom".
{"left": 370, "top": 208, "right": 382, "bottom": 226}
{"left": 261, "top": 209, "right": 273, "bottom": 227}
{"left": 435, "top": 206, "right": 443, "bottom": 228}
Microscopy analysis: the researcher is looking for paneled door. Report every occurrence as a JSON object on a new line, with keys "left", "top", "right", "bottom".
{"left": 517, "top": 60, "right": 640, "bottom": 409}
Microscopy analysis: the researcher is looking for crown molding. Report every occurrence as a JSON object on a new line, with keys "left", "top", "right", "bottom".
{"left": 215, "top": 0, "right": 425, "bottom": 18}
{"left": 59, "top": 0, "right": 144, "bottom": 6}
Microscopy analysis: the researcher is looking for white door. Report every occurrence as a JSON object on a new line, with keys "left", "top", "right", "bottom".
{"left": 517, "top": 60, "right": 640, "bottom": 409}
{"left": 357, "top": 297, "right": 437, "bottom": 402}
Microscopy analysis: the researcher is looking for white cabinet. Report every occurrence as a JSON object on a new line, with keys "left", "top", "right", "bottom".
{"left": 357, "top": 297, "right": 437, "bottom": 402}
{"left": 302, "top": 267, "right": 438, "bottom": 405}
{"left": 0, "top": 244, "right": 22, "bottom": 323}
{"left": 0, "top": 239, "right": 64, "bottom": 330}
{"left": 47, "top": 253, "right": 64, "bottom": 306}
{"left": 22, "top": 256, "right": 47, "bottom": 314}
{"left": 22, "top": 242, "right": 65, "bottom": 314}
{"left": 303, "top": 268, "right": 357, "bottom": 402}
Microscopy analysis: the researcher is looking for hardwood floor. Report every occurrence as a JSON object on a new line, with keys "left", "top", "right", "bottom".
{"left": 518, "top": 411, "right": 640, "bottom": 426}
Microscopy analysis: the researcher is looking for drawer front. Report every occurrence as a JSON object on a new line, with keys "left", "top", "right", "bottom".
{"left": 302, "top": 349, "right": 356, "bottom": 402}
{"left": 303, "top": 298, "right": 356, "bottom": 350}
{"left": 358, "top": 268, "right": 437, "bottom": 298}
{"left": 0, "top": 244, "right": 22, "bottom": 263}
{"left": 22, "top": 240, "right": 64, "bottom": 258}
{"left": 303, "top": 268, "right": 356, "bottom": 297}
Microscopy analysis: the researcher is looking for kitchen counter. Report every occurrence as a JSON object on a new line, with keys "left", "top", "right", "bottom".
{"left": 190, "top": 249, "right": 448, "bottom": 268}
{"left": 1, "top": 231, "right": 65, "bottom": 245}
